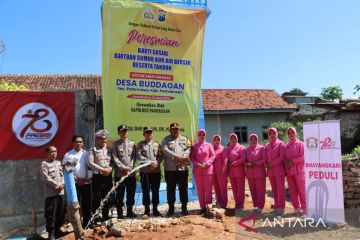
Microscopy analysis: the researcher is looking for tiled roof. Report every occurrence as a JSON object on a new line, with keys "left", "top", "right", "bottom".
{"left": 0, "top": 74, "right": 102, "bottom": 96}
{"left": 202, "top": 89, "right": 297, "bottom": 111}
{"left": 0, "top": 75, "right": 296, "bottom": 111}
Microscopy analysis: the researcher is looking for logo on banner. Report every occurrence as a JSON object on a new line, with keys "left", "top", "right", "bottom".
{"left": 320, "top": 137, "right": 337, "bottom": 149}
{"left": 306, "top": 137, "right": 319, "bottom": 150}
{"left": 143, "top": 7, "right": 167, "bottom": 22}
{"left": 12, "top": 102, "right": 59, "bottom": 147}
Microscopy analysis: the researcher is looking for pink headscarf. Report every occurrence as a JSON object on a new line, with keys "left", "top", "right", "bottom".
{"left": 212, "top": 134, "right": 222, "bottom": 149}
{"left": 287, "top": 127, "right": 298, "bottom": 143}
{"left": 228, "top": 133, "right": 239, "bottom": 148}
{"left": 197, "top": 129, "right": 206, "bottom": 143}
{"left": 268, "top": 127, "right": 278, "bottom": 144}
{"left": 248, "top": 134, "right": 259, "bottom": 148}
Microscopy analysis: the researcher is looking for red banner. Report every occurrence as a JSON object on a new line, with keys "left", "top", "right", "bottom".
{"left": 0, "top": 92, "right": 75, "bottom": 160}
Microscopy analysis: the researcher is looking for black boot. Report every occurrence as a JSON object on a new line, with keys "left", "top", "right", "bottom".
{"left": 102, "top": 212, "right": 110, "bottom": 222}
{"left": 126, "top": 206, "right": 137, "bottom": 218}
{"left": 117, "top": 208, "right": 124, "bottom": 219}
{"left": 199, "top": 208, "right": 206, "bottom": 215}
{"left": 144, "top": 205, "right": 150, "bottom": 216}
{"left": 181, "top": 205, "right": 189, "bottom": 215}
{"left": 167, "top": 204, "right": 175, "bottom": 217}
{"left": 48, "top": 230, "right": 55, "bottom": 240}
{"left": 54, "top": 229, "right": 66, "bottom": 239}
{"left": 153, "top": 204, "right": 162, "bottom": 217}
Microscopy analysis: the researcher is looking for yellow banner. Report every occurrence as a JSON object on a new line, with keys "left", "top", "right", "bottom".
{"left": 102, "top": 0, "right": 207, "bottom": 143}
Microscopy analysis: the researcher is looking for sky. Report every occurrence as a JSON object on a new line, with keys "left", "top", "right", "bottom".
{"left": 0, "top": 0, "right": 359, "bottom": 97}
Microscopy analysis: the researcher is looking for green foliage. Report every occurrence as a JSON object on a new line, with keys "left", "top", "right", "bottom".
{"left": 268, "top": 121, "right": 303, "bottom": 142}
{"left": 352, "top": 145, "right": 360, "bottom": 157}
{"left": 282, "top": 88, "right": 308, "bottom": 96}
{"left": 0, "top": 80, "right": 27, "bottom": 91}
{"left": 320, "top": 86, "right": 343, "bottom": 101}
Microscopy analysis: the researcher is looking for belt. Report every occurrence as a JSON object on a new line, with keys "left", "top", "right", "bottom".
{"left": 76, "top": 181, "right": 91, "bottom": 185}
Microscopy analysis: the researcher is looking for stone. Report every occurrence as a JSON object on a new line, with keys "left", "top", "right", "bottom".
{"left": 345, "top": 193, "right": 353, "bottom": 198}
{"left": 346, "top": 199, "right": 360, "bottom": 206}
{"left": 109, "top": 226, "right": 122, "bottom": 237}
{"left": 350, "top": 167, "right": 360, "bottom": 174}
{"left": 348, "top": 181, "right": 360, "bottom": 187}
{"left": 354, "top": 193, "right": 360, "bottom": 199}
{"left": 349, "top": 187, "right": 360, "bottom": 192}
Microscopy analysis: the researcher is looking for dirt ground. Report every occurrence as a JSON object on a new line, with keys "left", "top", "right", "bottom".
{"left": 58, "top": 180, "right": 360, "bottom": 240}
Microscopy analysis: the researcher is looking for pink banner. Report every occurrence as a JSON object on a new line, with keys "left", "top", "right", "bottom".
{"left": 303, "top": 120, "right": 345, "bottom": 224}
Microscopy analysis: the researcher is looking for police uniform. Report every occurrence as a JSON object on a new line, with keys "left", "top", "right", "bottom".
{"left": 113, "top": 124, "right": 138, "bottom": 218}
{"left": 87, "top": 130, "right": 122, "bottom": 220}
{"left": 137, "top": 126, "right": 163, "bottom": 216}
{"left": 161, "top": 123, "right": 191, "bottom": 215}
{"left": 40, "top": 159, "right": 66, "bottom": 238}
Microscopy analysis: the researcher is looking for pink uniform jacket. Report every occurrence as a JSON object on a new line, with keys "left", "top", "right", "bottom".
{"left": 265, "top": 128, "right": 286, "bottom": 177}
{"left": 190, "top": 141, "right": 215, "bottom": 175}
{"left": 224, "top": 133, "right": 246, "bottom": 178}
{"left": 213, "top": 137, "right": 226, "bottom": 175}
{"left": 284, "top": 127, "right": 305, "bottom": 176}
{"left": 245, "top": 134, "right": 266, "bottom": 179}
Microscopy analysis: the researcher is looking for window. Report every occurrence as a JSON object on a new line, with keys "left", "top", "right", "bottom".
{"left": 234, "top": 126, "right": 248, "bottom": 143}
{"left": 262, "top": 126, "right": 269, "bottom": 140}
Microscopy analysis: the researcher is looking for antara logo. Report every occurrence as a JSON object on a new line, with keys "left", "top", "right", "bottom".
{"left": 238, "top": 214, "right": 327, "bottom": 233}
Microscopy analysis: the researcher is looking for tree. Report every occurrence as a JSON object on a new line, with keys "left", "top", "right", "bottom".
{"left": 282, "top": 88, "right": 308, "bottom": 96}
{"left": 0, "top": 80, "right": 27, "bottom": 91}
{"left": 267, "top": 121, "right": 303, "bottom": 142}
{"left": 320, "top": 86, "right": 343, "bottom": 101}
{"left": 354, "top": 85, "right": 360, "bottom": 96}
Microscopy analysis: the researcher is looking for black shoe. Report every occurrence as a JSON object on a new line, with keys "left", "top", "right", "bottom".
{"left": 181, "top": 206, "right": 189, "bottom": 216}
{"left": 144, "top": 205, "right": 150, "bottom": 216}
{"left": 102, "top": 214, "right": 110, "bottom": 222}
{"left": 48, "top": 231, "right": 55, "bottom": 240}
{"left": 127, "top": 206, "right": 138, "bottom": 218}
{"left": 199, "top": 208, "right": 206, "bottom": 215}
{"left": 117, "top": 208, "right": 124, "bottom": 219}
{"left": 167, "top": 205, "right": 175, "bottom": 217}
{"left": 153, "top": 205, "right": 162, "bottom": 217}
{"left": 54, "top": 230, "right": 66, "bottom": 239}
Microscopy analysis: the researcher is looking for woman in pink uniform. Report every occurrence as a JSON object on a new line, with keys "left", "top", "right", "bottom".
{"left": 245, "top": 134, "right": 266, "bottom": 211}
{"left": 224, "top": 133, "right": 246, "bottom": 209}
{"left": 212, "top": 135, "right": 227, "bottom": 209}
{"left": 265, "top": 128, "right": 286, "bottom": 214}
{"left": 190, "top": 129, "right": 215, "bottom": 214}
{"left": 284, "top": 127, "right": 306, "bottom": 213}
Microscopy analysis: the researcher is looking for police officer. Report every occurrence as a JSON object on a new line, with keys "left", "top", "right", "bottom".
{"left": 40, "top": 145, "right": 66, "bottom": 240}
{"left": 113, "top": 125, "right": 137, "bottom": 218}
{"left": 87, "top": 130, "right": 122, "bottom": 222}
{"left": 137, "top": 126, "right": 163, "bottom": 217}
{"left": 161, "top": 123, "right": 191, "bottom": 216}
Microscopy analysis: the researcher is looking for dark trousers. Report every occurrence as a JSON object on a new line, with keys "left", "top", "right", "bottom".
{"left": 115, "top": 175, "right": 136, "bottom": 210}
{"left": 91, "top": 174, "right": 112, "bottom": 218}
{"left": 44, "top": 195, "right": 66, "bottom": 232}
{"left": 140, "top": 172, "right": 161, "bottom": 206}
{"left": 165, "top": 170, "right": 188, "bottom": 206}
{"left": 76, "top": 183, "right": 92, "bottom": 227}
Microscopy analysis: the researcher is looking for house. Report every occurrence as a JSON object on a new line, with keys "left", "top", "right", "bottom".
{"left": 1, "top": 75, "right": 297, "bottom": 144}
{"left": 202, "top": 89, "right": 297, "bottom": 144}
{"left": 282, "top": 95, "right": 327, "bottom": 121}
{"left": 311, "top": 99, "right": 360, "bottom": 153}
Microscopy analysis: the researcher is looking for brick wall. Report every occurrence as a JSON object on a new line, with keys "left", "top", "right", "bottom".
{"left": 342, "top": 157, "right": 360, "bottom": 209}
